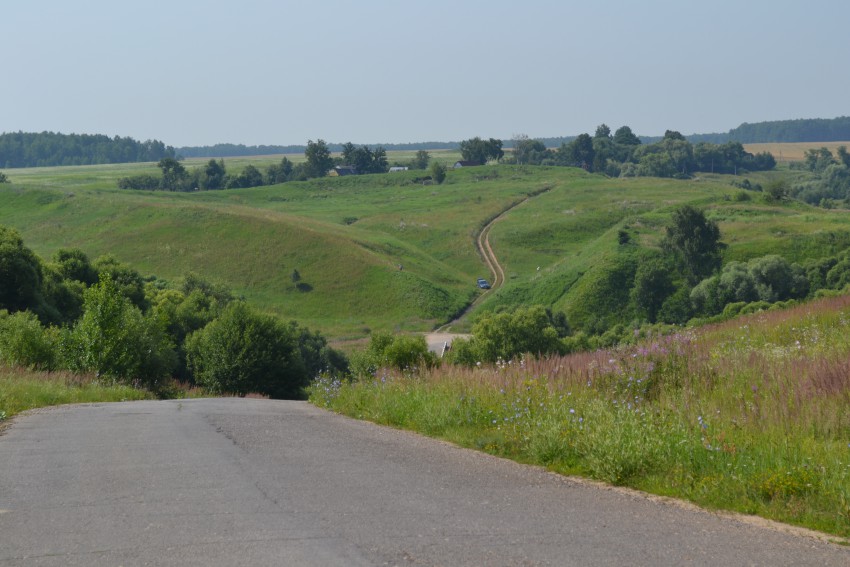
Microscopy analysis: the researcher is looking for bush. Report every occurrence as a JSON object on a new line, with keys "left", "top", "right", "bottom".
{"left": 430, "top": 161, "right": 447, "bottom": 184}
{"left": 350, "top": 331, "right": 436, "bottom": 376}
{"left": 448, "top": 306, "right": 564, "bottom": 365}
{"left": 61, "top": 275, "right": 175, "bottom": 386}
{"left": 117, "top": 175, "right": 160, "bottom": 190}
{"left": 185, "top": 302, "right": 307, "bottom": 398}
{"left": 0, "top": 310, "right": 58, "bottom": 370}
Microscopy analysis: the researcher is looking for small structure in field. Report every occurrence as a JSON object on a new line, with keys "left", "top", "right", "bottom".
{"left": 328, "top": 165, "right": 358, "bottom": 177}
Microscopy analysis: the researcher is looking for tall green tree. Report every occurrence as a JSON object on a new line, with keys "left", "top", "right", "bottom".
{"left": 54, "top": 248, "right": 98, "bottom": 285}
{"left": 557, "top": 133, "right": 595, "bottom": 169}
{"left": 459, "top": 137, "right": 503, "bottom": 164}
{"left": 662, "top": 205, "right": 724, "bottom": 284}
{"left": 200, "top": 159, "right": 227, "bottom": 189}
{"left": 265, "top": 156, "right": 294, "bottom": 184}
{"left": 157, "top": 157, "right": 189, "bottom": 191}
{"left": 0, "top": 226, "right": 45, "bottom": 315}
{"left": 594, "top": 124, "right": 612, "bottom": 139}
{"left": 411, "top": 150, "right": 430, "bottom": 169}
{"left": 62, "top": 274, "right": 175, "bottom": 385}
{"left": 304, "top": 139, "right": 334, "bottom": 178}
{"left": 630, "top": 257, "right": 675, "bottom": 323}
{"left": 613, "top": 125, "right": 641, "bottom": 146}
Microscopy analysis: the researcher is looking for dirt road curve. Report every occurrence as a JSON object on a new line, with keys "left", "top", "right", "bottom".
{"left": 1, "top": 400, "right": 847, "bottom": 566}
{"left": 434, "top": 193, "right": 542, "bottom": 337}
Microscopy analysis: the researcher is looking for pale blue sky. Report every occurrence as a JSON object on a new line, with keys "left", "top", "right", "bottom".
{"left": 3, "top": 0, "right": 848, "bottom": 147}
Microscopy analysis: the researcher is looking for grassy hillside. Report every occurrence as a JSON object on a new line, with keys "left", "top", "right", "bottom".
{"left": 2, "top": 160, "right": 847, "bottom": 339}
{"left": 469, "top": 168, "right": 850, "bottom": 330}
{"left": 310, "top": 294, "right": 850, "bottom": 538}
{"left": 1, "top": 162, "right": 536, "bottom": 338}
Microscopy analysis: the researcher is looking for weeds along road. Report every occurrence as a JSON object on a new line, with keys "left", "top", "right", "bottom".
{"left": 1, "top": 399, "right": 848, "bottom": 566}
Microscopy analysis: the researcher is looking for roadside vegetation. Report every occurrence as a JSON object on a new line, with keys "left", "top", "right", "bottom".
{"left": 0, "top": 227, "right": 347, "bottom": 419}
{"left": 0, "top": 366, "right": 152, "bottom": 423}
{"left": 311, "top": 295, "right": 850, "bottom": 538}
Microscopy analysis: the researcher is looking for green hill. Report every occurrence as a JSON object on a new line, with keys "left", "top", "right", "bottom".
{"left": 2, "top": 160, "right": 848, "bottom": 340}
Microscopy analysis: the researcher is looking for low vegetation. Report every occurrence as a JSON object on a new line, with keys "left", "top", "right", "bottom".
{"left": 0, "top": 366, "right": 151, "bottom": 422}
{"left": 311, "top": 295, "right": 850, "bottom": 537}
{"left": 0, "top": 228, "right": 347, "bottom": 406}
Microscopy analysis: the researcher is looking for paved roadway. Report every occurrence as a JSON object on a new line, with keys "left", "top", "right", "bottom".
{"left": 1, "top": 399, "right": 847, "bottom": 566}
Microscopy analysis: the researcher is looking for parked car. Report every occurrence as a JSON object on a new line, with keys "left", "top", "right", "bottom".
{"left": 477, "top": 278, "right": 491, "bottom": 289}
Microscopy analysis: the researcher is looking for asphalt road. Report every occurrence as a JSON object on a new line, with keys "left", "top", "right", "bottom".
{"left": 1, "top": 399, "right": 847, "bottom": 566}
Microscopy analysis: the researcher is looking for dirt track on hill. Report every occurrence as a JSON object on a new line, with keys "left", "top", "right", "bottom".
{"left": 434, "top": 189, "right": 548, "bottom": 335}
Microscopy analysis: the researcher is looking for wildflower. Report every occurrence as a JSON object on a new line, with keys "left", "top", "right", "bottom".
{"left": 569, "top": 408, "right": 575, "bottom": 414}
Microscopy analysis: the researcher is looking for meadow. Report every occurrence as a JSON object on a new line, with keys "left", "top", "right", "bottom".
{"left": 311, "top": 294, "right": 850, "bottom": 538}
{"left": 2, "top": 154, "right": 850, "bottom": 341}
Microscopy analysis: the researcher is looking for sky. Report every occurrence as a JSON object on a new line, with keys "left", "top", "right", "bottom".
{"left": 3, "top": 0, "right": 849, "bottom": 147}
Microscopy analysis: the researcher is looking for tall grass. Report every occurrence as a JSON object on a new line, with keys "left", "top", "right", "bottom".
{"left": 311, "top": 295, "right": 850, "bottom": 537}
{"left": 0, "top": 367, "right": 152, "bottom": 421}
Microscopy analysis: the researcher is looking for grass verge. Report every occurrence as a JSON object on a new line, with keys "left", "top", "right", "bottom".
{"left": 0, "top": 367, "right": 153, "bottom": 426}
{"left": 310, "top": 295, "right": 850, "bottom": 538}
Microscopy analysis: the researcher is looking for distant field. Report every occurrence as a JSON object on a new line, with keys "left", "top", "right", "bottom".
{"left": 179, "top": 149, "right": 464, "bottom": 169}
{"left": 1, "top": 160, "right": 846, "bottom": 340}
{"left": 744, "top": 141, "right": 850, "bottom": 162}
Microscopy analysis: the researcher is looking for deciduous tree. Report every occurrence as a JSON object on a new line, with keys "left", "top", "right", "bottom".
{"left": 304, "top": 139, "right": 334, "bottom": 178}
{"left": 662, "top": 205, "right": 724, "bottom": 284}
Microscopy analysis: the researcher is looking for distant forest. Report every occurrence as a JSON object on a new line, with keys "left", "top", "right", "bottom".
{"left": 3, "top": 117, "right": 849, "bottom": 166}
{"left": 0, "top": 132, "right": 175, "bottom": 168}
{"left": 641, "top": 117, "right": 850, "bottom": 145}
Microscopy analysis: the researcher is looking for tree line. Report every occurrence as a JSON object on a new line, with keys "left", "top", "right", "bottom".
{"left": 0, "top": 132, "right": 175, "bottom": 168}
{"left": 118, "top": 140, "right": 439, "bottom": 191}
{"left": 787, "top": 146, "right": 850, "bottom": 207}
{"left": 176, "top": 141, "right": 460, "bottom": 158}
{"left": 727, "top": 117, "right": 850, "bottom": 143}
{"left": 468, "top": 126, "right": 776, "bottom": 178}
{"left": 0, "top": 226, "right": 347, "bottom": 398}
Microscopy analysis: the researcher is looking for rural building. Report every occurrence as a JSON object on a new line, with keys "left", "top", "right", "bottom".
{"left": 389, "top": 166, "right": 409, "bottom": 172}
{"left": 453, "top": 160, "right": 482, "bottom": 168}
{"left": 328, "top": 165, "right": 358, "bottom": 176}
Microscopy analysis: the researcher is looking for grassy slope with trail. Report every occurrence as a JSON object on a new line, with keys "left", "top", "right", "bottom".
{"left": 3, "top": 159, "right": 850, "bottom": 340}
{"left": 1, "top": 162, "right": 540, "bottom": 338}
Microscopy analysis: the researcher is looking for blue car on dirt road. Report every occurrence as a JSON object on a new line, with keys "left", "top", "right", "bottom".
{"left": 477, "top": 278, "right": 491, "bottom": 289}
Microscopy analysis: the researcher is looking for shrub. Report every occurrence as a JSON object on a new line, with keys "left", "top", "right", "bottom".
{"left": 430, "top": 161, "right": 447, "bottom": 184}
{"left": 469, "top": 305, "right": 563, "bottom": 363}
{"left": 350, "top": 331, "right": 436, "bottom": 376}
{"left": 0, "top": 310, "right": 59, "bottom": 370}
{"left": 185, "top": 302, "right": 307, "bottom": 398}
{"left": 61, "top": 275, "right": 175, "bottom": 386}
